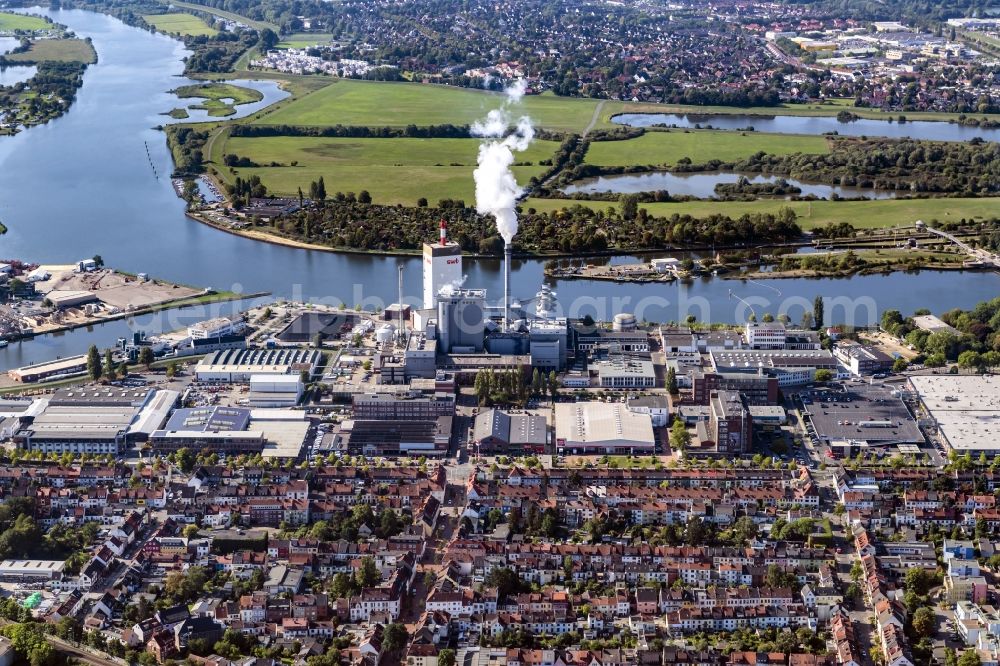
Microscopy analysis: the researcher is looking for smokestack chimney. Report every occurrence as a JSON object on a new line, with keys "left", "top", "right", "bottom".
{"left": 504, "top": 242, "right": 512, "bottom": 331}
{"left": 440, "top": 219, "right": 447, "bottom": 246}
{"left": 397, "top": 263, "right": 405, "bottom": 345}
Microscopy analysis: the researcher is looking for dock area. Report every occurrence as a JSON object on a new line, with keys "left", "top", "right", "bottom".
{"left": 0, "top": 263, "right": 251, "bottom": 340}
{"left": 545, "top": 257, "right": 698, "bottom": 283}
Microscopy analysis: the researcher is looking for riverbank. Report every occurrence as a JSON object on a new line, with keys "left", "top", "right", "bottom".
{"left": 729, "top": 248, "right": 984, "bottom": 280}
{"left": 186, "top": 207, "right": 809, "bottom": 260}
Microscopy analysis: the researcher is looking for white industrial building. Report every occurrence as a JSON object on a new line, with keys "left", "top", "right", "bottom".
{"left": 248, "top": 375, "right": 304, "bottom": 407}
{"left": 189, "top": 317, "right": 241, "bottom": 340}
{"left": 745, "top": 322, "right": 787, "bottom": 350}
{"left": 554, "top": 401, "right": 656, "bottom": 455}
{"left": 437, "top": 288, "right": 485, "bottom": 353}
{"left": 195, "top": 349, "right": 321, "bottom": 382}
{"left": 595, "top": 358, "right": 657, "bottom": 388}
{"left": 910, "top": 375, "right": 1000, "bottom": 457}
{"left": 423, "top": 221, "right": 463, "bottom": 310}
{"left": 0, "top": 560, "right": 65, "bottom": 581}
{"left": 13, "top": 387, "right": 170, "bottom": 455}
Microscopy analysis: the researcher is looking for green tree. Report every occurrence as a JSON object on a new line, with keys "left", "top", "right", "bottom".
{"left": 382, "top": 623, "right": 408, "bottom": 654}
{"left": 670, "top": 418, "right": 690, "bottom": 452}
{"left": 485, "top": 567, "right": 522, "bottom": 599}
{"left": 258, "top": 28, "right": 278, "bottom": 51}
{"left": 912, "top": 606, "right": 935, "bottom": 636}
{"left": 138, "top": 346, "right": 154, "bottom": 370}
{"left": 86, "top": 345, "right": 102, "bottom": 381}
{"left": 959, "top": 650, "right": 981, "bottom": 666}
{"left": 904, "top": 567, "right": 934, "bottom": 596}
{"left": 944, "top": 648, "right": 958, "bottom": 666}
{"left": 958, "top": 350, "right": 983, "bottom": 370}
{"left": 104, "top": 349, "right": 117, "bottom": 381}
{"left": 175, "top": 447, "right": 196, "bottom": 474}
{"left": 814, "top": 369, "right": 833, "bottom": 382}
{"left": 813, "top": 296, "right": 824, "bottom": 330}
{"left": 881, "top": 309, "right": 904, "bottom": 335}
{"left": 355, "top": 556, "right": 381, "bottom": 588}
{"left": 666, "top": 367, "right": 678, "bottom": 395}
{"left": 438, "top": 649, "right": 456, "bottom": 666}
{"left": 620, "top": 193, "right": 639, "bottom": 221}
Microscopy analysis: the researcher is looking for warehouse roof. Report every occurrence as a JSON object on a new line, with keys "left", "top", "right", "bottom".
{"left": 474, "top": 409, "right": 548, "bottom": 446}
{"left": 910, "top": 375, "right": 1000, "bottom": 453}
{"left": 555, "top": 402, "right": 654, "bottom": 446}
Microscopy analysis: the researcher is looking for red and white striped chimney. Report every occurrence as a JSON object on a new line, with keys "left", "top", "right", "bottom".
{"left": 439, "top": 219, "right": 448, "bottom": 246}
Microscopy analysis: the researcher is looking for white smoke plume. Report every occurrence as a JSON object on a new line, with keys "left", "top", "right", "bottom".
{"left": 472, "top": 79, "right": 534, "bottom": 246}
{"left": 505, "top": 78, "right": 527, "bottom": 103}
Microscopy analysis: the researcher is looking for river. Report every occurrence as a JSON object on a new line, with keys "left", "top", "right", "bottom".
{"left": 612, "top": 112, "right": 1000, "bottom": 142}
{"left": 1, "top": 8, "right": 999, "bottom": 370}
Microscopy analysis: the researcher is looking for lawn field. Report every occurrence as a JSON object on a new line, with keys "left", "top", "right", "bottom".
{"left": 276, "top": 32, "right": 333, "bottom": 49}
{"left": 0, "top": 12, "right": 50, "bottom": 31}
{"left": 584, "top": 130, "right": 830, "bottom": 166}
{"left": 213, "top": 135, "right": 560, "bottom": 205}
{"left": 174, "top": 82, "right": 263, "bottom": 117}
{"left": 143, "top": 13, "right": 217, "bottom": 37}
{"left": 523, "top": 196, "right": 1000, "bottom": 231}
{"left": 168, "top": 0, "right": 277, "bottom": 31}
{"left": 3, "top": 38, "right": 96, "bottom": 63}
{"left": 254, "top": 80, "right": 602, "bottom": 133}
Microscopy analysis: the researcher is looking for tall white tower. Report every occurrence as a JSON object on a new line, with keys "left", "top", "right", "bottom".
{"left": 423, "top": 220, "right": 463, "bottom": 310}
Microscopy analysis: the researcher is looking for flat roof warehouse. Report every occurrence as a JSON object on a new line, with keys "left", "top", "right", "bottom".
{"left": 803, "top": 386, "right": 922, "bottom": 446}
{"left": 910, "top": 375, "right": 1000, "bottom": 455}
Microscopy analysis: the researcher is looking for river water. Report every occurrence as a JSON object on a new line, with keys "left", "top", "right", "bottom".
{"left": 612, "top": 112, "right": 1000, "bottom": 142}
{"left": 0, "top": 8, "right": 999, "bottom": 369}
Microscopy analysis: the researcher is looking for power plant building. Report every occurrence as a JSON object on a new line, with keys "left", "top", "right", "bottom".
{"left": 437, "top": 288, "right": 485, "bottom": 353}
{"left": 422, "top": 221, "right": 463, "bottom": 310}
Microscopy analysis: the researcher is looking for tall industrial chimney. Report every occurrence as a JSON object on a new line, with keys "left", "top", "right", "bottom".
{"left": 503, "top": 241, "right": 512, "bottom": 331}
{"left": 439, "top": 219, "right": 448, "bottom": 246}
{"left": 397, "top": 263, "right": 405, "bottom": 345}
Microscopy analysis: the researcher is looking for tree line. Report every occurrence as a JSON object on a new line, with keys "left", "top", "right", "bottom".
{"left": 255, "top": 197, "right": 802, "bottom": 255}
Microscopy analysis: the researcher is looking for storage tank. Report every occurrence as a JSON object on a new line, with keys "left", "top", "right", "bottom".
{"left": 375, "top": 324, "right": 396, "bottom": 345}
{"left": 612, "top": 313, "right": 637, "bottom": 331}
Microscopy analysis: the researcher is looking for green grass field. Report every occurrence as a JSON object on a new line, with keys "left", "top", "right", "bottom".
{"left": 175, "top": 82, "right": 263, "bottom": 117}
{"left": 167, "top": 0, "right": 277, "bottom": 32}
{"left": 214, "top": 135, "right": 560, "bottom": 205}
{"left": 276, "top": 32, "right": 333, "bottom": 49}
{"left": 584, "top": 130, "right": 830, "bottom": 166}
{"left": 254, "top": 80, "right": 602, "bottom": 133}
{"left": 3, "top": 38, "right": 96, "bottom": 63}
{"left": 143, "top": 13, "right": 217, "bottom": 37}
{"left": 523, "top": 196, "right": 1000, "bottom": 231}
{"left": 0, "top": 12, "right": 51, "bottom": 31}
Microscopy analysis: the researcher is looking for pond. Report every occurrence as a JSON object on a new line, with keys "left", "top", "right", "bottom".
{"left": 0, "top": 37, "right": 20, "bottom": 55}
{"left": 562, "top": 171, "right": 898, "bottom": 199}
{"left": 612, "top": 112, "right": 1000, "bottom": 142}
{"left": 167, "top": 79, "right": 289, "bottom": 123}
{"left": 0, "top": 65, "right": 36, "bottom": 87}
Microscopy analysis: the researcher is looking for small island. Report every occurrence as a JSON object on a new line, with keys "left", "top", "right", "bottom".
{"left": 0, "top": 11, "right": 97, "bottom": 134}
{"left": 170, "top": 82, "right": 263, "bottom": 117}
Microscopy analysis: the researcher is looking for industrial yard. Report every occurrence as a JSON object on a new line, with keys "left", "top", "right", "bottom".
{"left": 0, "top": 262, "right": 246, "bottom": 340}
